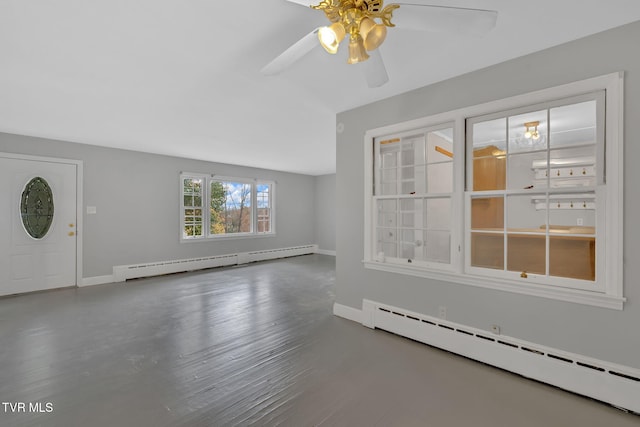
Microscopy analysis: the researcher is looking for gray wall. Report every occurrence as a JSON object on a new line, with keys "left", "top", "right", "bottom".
{"left": 314, "top": 174, "right": 336, "bottom": 253}
{"left": 336, "top": 21, "right": 640, "bottom": 369}
{"left": 0, "top": 133, "right": 317, "bottom": 278}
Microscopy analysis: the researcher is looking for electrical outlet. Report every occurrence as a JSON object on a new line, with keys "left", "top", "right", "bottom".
{"left": 491, "top": 324, "right": 501, "bottom": 335}
{"left": 577, "top": 218, "right": 584, "bottom": 226}
{"left": 438, "top": 306, "right": 447, "bottom": 319}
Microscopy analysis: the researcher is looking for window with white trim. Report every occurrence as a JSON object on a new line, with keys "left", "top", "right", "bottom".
{"left": 466, "top": 93, "right": 603, "bottom": 290}
{"left": 374, "top": 124, "right": 455, "bottom": 268}
{"left": 181, "top": 174, "right": 275, "bottom": 240}
{"left": 256, "top": 183, "right": 272, "bottom": 233}
{"left": 182, "top": 176, "right": 204, "bottom": 238}
{"left": 364, "top": 73, "right": 624, "bottom": 309}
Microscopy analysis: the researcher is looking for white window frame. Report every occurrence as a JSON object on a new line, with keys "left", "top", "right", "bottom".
{"left": 363, "top": 72, "right": 624, "bottom": 310}
{"left": 256, "top": 181, "right": 275, "bottom": 234}
{"left": 372, "top": 122, "right": 460, "bottom": 272}
{"left": 464, "top": 91, "right": 605, "bottom": 292}
{"left": 180, "top": 173, "right": 206, "bottom": 239}
{"left": 180, "top": 173, "right": 276, "bottom": 241}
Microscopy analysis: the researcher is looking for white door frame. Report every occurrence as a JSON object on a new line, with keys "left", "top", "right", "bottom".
{"left": 0, "top": 152, "right": 84, "bottom": 287}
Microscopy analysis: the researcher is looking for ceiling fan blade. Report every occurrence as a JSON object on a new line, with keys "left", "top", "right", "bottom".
{"left": 394, "top": 4, "right": 498, "bottom": 35}
{"left": 261, "top": 28, "right": 320, "bottom": 76}
{"left": 284, "top": 0, "right": 315, "bottom": 7}
{"left": 363, "top": 49, "right": 389, "bottom": 88}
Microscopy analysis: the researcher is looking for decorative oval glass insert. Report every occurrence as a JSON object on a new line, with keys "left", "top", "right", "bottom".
{"left": 20, "top": 177, "right": 55, "bottom": 239}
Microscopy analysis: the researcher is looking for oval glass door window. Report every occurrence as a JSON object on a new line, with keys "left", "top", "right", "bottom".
{"left": 20, "top": 177, "right": 55, "bottom": 239}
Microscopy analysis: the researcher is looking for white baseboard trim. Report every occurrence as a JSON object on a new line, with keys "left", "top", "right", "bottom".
{"left": 80, "top": 275, "right": 116, "bottom": 287}
{"left": 316, "top": 249, "right": 336, "bottom": 256}
{"left": 362, "top": 299, "right": 640, "bottom": 414}
{"left": 333, "top": 303, "right": 362, "bottom": 323}
{"left": 112, "top": 244, "right": 318, "bottom": 282}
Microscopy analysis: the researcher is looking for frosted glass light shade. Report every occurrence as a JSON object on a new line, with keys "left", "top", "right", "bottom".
{"left": 318, "top": 23, "right": 346, "bottom": 54}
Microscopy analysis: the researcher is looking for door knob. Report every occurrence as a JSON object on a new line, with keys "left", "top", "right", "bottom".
{"left": 68, "top": 231, "right": 75, "bottom": 237}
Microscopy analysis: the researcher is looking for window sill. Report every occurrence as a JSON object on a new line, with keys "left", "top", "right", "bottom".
{"left": 363, "top": 260, "right": 625, "bottom": 310}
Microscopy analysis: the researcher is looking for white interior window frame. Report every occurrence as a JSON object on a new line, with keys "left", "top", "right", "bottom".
{"left": 464, "top": 91, "right": 605, "bottom": 293}
{"left": 363, "top": 72, "right": 624, "bottom": 310}
{"left": 180, "top": 172, "right": 207, "bottom": 240}
{"left": 372, "top": 122, "right": 460, "bottom": 272}
{"left": 180, "top": 173, "right": 276, "bottom": 242}
{"left": 255, "top": 180, "right": 276, "bottom": 235}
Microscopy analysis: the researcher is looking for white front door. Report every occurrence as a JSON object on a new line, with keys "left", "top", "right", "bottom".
{"left": 0, "top": 156, "right": 77, "bottom": 296}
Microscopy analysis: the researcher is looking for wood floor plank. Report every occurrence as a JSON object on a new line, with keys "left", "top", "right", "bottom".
{"left": 0, "top": 254, "right": 637, "bottom": 426}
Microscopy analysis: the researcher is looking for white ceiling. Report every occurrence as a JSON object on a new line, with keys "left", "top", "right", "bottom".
{"left": 1, "top": 1, "right": 640, "bottom": 176}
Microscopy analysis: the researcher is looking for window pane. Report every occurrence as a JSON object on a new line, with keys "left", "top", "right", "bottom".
{"left": 472, "top": 118, "right": 506, "bottom": 191}
{"left": 401, "top": 138, "right": 419, "bottom": 166}
{"left": 400, "top": 198, "right": 423, "bottom": 228}
{"left": 471, "top": 196, "right": 504, "bottom": 230}
{"left": 376, "top": 227, "right": 397, "bottom": 259}
{"left": 183, "top": 179, "right": 193, "bottom": 194}
{"left": 548, "top": 193, "right": 596, "bottom": 229}
{"left": 426, "top": 198, "right": 450, "bottom": 231}
{"left": 257, "top": 213, "right": 270, "bottom": 233}
{"left": 257, "top": 184, "right": 270, "bottom": 207}
{"left": 545, "top": 100, "right": 597, "bottom": 189}
{"left": 471, "top": 194, "right": 505, "bottom": 269}
{"left": 379, "top": 140, "right": 399, "bottom": 196}
{"left": 507, "top": 194, "right": 546, "bottom": 232}
{"left": 377, "top": 199, "right": 397, "bottom": 228}
{"left": 507, "top": 234, "right": 546, "bottom": 275}
{"left": 471, "top": 232, "right": 504, "bottom": 270}
{"left": 426, "top": 128, "right": 454, "bottom": 194}
{"left": 427, "top": 163, "right": 452, "bottom": 193}
{"left": 184, "top": 216, "right": 203, "bottom": 238}
{"left": 184, "top": 178, "right": 202, "bottom": 194}
{"left": 550, "top": 101, "right": 597, "bottom": 147}
{"left": 547, "top": 191, "right": 596, "bottom": 281}
{"left": 401, "top": 175, "right": 415, "bottom": 195}
{"left": 427, "top": 128, "right": 453, "bottom": 163}
{"left": 425, "top": 230, "right": 450, "bottom": 263}
{"left": 508, "top": 110, "right": 547, "bottom": 154}
{"left": 382, "top": 149, "right": 397, "bottom": 168}
{"left": 508, "top": 150, "right": 546, "bottom": 191}
{"left": 401, "top": 228, "right": 423, "bottom": 260}
{"left": 549, "top": 236, "right": 595, "bottom": 281}
{"left": 257, "top": 184, "right": 272, "bottom": 233}
{"left": 210, "top": 181, "right": 253, "bottom": 235}
{"left": 399, "top": 198, "right": 424, "bottom": 260}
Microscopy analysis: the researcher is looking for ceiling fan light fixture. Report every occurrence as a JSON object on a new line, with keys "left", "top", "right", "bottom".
{"left": 359, "top": 17, "right": 387, "bottom": 51}
{"left": 347, "top": 33, "right": 369, "bottom": 64}
{"left": 318, "top": 22, "right": 346, "bottom": 54}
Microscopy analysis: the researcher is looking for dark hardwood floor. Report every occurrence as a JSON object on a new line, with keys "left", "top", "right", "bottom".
{"left": 0, "top": 254, "right": 636, "bottom": 426}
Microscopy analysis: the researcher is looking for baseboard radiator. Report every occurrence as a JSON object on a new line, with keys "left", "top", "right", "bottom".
{"left": 362, "top": 299, "right": 640, "bottom": 414}
{"left": 112, "top": 245, "right": 317, "bottom": 282}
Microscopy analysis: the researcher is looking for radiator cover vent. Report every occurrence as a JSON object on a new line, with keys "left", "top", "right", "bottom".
{"left": 113, "top": 245, "right": 317, "bottom": 282}
{"left": 363, "top": 299, "right": 640, "bottom": 414}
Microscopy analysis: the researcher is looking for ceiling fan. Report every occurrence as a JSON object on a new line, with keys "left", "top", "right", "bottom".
{"left": 261, "top": 0, "right": 498, "bottom": 88}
